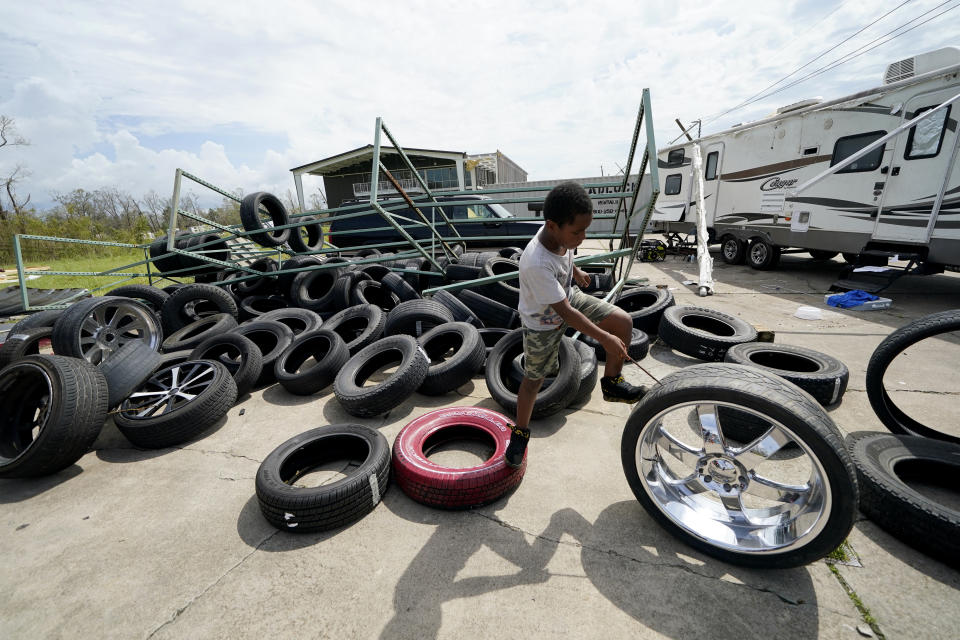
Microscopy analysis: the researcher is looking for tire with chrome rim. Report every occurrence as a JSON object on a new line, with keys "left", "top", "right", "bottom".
{"left": 114, "top": 359, "right": 237, "bottom": 448}
{"left": 620, "top": 363, "right": 857, "bottom": 568}
{"left": 52, "top": 296, "right": 162, "bottom": 365}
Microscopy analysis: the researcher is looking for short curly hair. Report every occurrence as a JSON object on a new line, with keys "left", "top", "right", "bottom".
{"left": 543, "top": 181, "right": 593, "bottom": 226}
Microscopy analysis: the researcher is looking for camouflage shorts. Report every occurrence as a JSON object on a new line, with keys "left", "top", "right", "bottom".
{"left": 522, "top": 289, "right": 617, "bottom": 380}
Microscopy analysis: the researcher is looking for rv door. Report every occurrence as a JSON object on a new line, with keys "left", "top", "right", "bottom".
{"left": 698, "top": 143, "right": 723, "bottom": 225}
{"left": 873, "top": 85, "right": 960, "bottom": 243}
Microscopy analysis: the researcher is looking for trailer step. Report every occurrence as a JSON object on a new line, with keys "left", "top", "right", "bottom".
{"left": 829, "top": 253, "right": 920, "bottom": 294}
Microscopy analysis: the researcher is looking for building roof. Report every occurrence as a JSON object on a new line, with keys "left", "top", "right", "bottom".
{"left": 290, "top": 145, "right": 466, "bottom": 176}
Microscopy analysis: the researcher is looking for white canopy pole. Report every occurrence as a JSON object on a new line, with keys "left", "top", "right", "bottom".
{"left": 691, "top": 144, "right": 714, "bottom": 297}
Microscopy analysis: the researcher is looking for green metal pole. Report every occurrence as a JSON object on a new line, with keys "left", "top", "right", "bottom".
{"left": 13, "top": 234, "right": 29, "bottom": 312}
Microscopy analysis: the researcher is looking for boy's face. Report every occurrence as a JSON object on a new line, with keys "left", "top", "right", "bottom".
{"left": 551, "top": 212, "right": 592, "bottom": 249}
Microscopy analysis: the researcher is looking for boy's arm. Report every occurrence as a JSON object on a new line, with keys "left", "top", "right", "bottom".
{"left": 549, "top": 298, "right": 629, "bottom": 360}
{"left": 572, "top": 265, "right": 591, "bottom": 288}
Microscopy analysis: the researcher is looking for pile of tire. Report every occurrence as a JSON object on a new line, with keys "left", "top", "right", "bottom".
{"left": 848, "top": 309, "right": 960, "bottom": 568}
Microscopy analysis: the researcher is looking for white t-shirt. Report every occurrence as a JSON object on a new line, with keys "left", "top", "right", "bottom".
{"left": 518, "top": 226, "right": 573, "bottom": 330}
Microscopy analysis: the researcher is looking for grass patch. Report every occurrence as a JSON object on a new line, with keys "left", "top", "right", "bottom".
{"left": 828, "top": 563, "right": 885, "bottom": 639}
{"left": 2, "top": 251, "right": 182, "bottom": 294}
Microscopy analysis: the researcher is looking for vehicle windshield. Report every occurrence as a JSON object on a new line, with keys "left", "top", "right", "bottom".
{"left": 486, "top": 202, "right": 514, "bottom": 219}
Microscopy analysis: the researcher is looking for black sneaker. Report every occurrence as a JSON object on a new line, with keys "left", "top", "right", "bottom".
{"left": 504, "top": 425, "right": 530, "bottom": 468}
{"left": 601, "top": 375, "right": 648, "bottom": 404}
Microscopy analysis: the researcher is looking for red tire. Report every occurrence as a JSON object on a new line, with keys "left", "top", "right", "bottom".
{"left": 392, "top": 407, "right": 525, "bottom": 509}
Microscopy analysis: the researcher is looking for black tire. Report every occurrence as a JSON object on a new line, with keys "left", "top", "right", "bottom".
{"left": 189, "top": 333, "right": 263, "bottom": 396}
{"left": 238, "top": 295, "right": 289, "bottom": 322}
{"left": 98, "top": 340, "right": 164, "bottom": 408}
{"left": 177, "top": 232, "right": 230, "bottom": 275}
{"left": 235, "top": 257, "right": 279, "bottom": 298}
{"left": 351, "top": 279, "right": 400, "bottom": 312}
{"left": 580, "top": 328, "right": 649, "bottom": 362}
{"left": 507, "top": 338, "right": 598, "bottom": 406}
{"left": 725, "top": 342, "right": 849, "bottom": 406}
{"left": 255, "top": 424, "right": 390, "bottom": 532}
{"left": 290, "top": 268, "right": 342, "bottom": 313}
{"left": 417, "top": 322, "right": 486, "bottom": 395}
{"left": 445, "top": 263, "right": 483, "bottom": 281}
{"left": 430, "top": 290, "right": 484, "bottom": 328}
{"left": 498, "top": 246, "right": 523, "bottom": 258}
{"left": 155, "top": 349, "right": 194, "bottom": 371}
{"left": 52, "top": 296, "right": 163, "bottom": 364}
{"left": 108, "top": 284, "right": 170, "bottom": 314}
{"left": 162, "top": 313, "right": 239, "bottom": 352}
{"left": 322, "top": 304, "right": 386, "bottom": 356}
{"left": 747, "top": 238, "right": 781, "bottom": 270}
{"left": 847, "top": 431, "right": 960, "bottom": 568}
{"left": 257, "top": 307, "right": 323, "bottom": 335}
{"left": 457, "top": 252, "right": 483, "bottom": 267}
{"left": 286, "top": 216, "right": 324, "bottom": 253}
{"left": 0, "top": 355, "right": 108, "bottom": 478}
{"left": 382, "top": 271, "right": 421, "bottom": 302}
{"left": 331, "top": 271, "right": 372, "bottom": 312}
{"left": 842, "top": 252, "right": 860, "bottom": 265}
{"left": 114, "top": 360, "right": 237, "bottom": 448}
{"left": 621, "top": 363, "right": 858, "bottom": 568}
{"left": 659, "top": 306, "right": 758, "bottom": 362}
{"left": 333, "top": 335, "right": 429, "bottom": 418}
{"left": 232, "top": 320, "right": 295, "bottom": 386}
{"left": 478, "top": 328, "right": 509, "bottom": 362}
{"left": 385, "top": 299, "right": 454, "bottom": 338}
{"left": 274, "top": 329, "right": 350, "bottom": 395}
{"left": 358, "top": 263, "right": 392, "bottom": 281}
{"left": 720, "top": 235, "right": 747, "bottom": 265}
{"left": 865, "top": 310, "right": 960, "bottom": 444}
{"left": 7, "top": 309, "right": 65, "bottom": 335}
{"left": 485, "top": 328, "right": 581, "bottom": 419}
{"left": 480, "top": 257, "right": 520, "bottom": 307}
{"left": 277, "top": 255, "right": 322, "bottom": 296}
{"left": 457, "top": 290, "right": 519, "bottom": 329}
{"left": 0, "top": 326, "right": 53, "bottom": 369}
{"left": 809, "top": 250, "right": 839, "bottom": 261}
{"left": 240, "top": 191, "right": 290, "bottom": 247}
{"left": 149, "top": 233, "right": 186, "bottom": 275}
{"left": 160, "top": 283, "right": 238, "bottom": 334}
{"left": 614, "top": 286, "right": 674, "bottom": 335}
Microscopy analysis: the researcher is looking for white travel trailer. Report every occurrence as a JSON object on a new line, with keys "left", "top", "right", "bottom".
{"left": 650, "top": 47, "right": 960, "bottom": 278}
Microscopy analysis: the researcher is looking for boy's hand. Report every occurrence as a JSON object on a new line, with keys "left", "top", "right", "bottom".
{"left": 599, "top": 331, "right": 629, "bottom": 361}
{"left": 573, "top": 267, "right": 591, "bottom": 288}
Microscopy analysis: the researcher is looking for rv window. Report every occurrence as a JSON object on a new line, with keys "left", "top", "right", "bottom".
{"left": 667, "top": 149, "right": 685, "bottom": 166}
{"left": 705, "top": 152, "right": 719, "bottom": 181}
{"left": 831, "top": 131, "right": 886, "bottom": 173}
{"left": 905, "top": 105, "right": 950, "bottom": 160}
{"left": 665, "top": 174, "right": 682, "bottom": 195}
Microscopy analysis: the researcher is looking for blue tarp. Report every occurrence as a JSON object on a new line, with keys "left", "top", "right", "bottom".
{"left": 826, "top": 289, "right": 879, "bottom": 309}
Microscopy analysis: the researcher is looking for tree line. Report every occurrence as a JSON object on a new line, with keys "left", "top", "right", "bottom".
{"left": 0, "top": 115, "right": 313, "bottom": 265}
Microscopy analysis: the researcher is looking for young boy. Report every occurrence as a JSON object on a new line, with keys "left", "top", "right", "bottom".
{"left": 504, "top": 181, "right": 647, "bottom": 468}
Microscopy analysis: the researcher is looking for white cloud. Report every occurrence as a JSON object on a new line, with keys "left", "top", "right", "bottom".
{"left": 0, "top": 0, "right": 956, "bottom": 209}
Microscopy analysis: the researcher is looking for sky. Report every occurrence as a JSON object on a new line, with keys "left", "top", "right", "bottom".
{"left": 0, "top": 0, "right": 957, "bottom": 210}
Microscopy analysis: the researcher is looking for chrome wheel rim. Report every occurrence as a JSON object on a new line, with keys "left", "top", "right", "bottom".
{"left": 750, "top": 243, "right": 768, "bottom": 264}
{"left": 78, "top": 300, "right": 161, "bottom": 364}
{"left": 119, "top": 361, "right": 216, "bottom": 419}
{"left": 722, "top": 239, "right": 739, "bottom": 260}
{"left": 636, "top": 401, "right": 831, "bottom": 554}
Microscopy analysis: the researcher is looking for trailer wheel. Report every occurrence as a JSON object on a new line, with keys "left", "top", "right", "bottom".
{"left": 747, "top": 239, "right": 780, "bottom": 270}
{"left": 720, "top": 236, "right": 747, "bottom": 265}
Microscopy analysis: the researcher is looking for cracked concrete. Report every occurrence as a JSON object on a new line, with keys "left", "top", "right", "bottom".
{"left": 2, "top": 241, "right": 959, "bottom": 639}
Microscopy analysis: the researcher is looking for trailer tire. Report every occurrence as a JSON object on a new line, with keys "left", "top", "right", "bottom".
{"left": 334, "top": 334, "right": 429, "bottom": 418}
{"left": 0, "top": 355, "right": 108, "bottom": 478}
{"left": 256, "top": 424, "right": 390, "bottom": 532}
{"left": 240, "top": 191, "right": 290, "bottom": 248}
{"left": 417, "top": 322, "right": 486, "bottom": 395}
{"left": 392, "top": 407, "right": 524, "bottom": 509}
{"left": 865, "top": 309, "right": 960, "bottom": 444}
{"left": 720, "top": 235, "right": 747, "bottom": 265}
{"left": 747, "top": 238, "right": 780, "bottom": 270}
{"left": 659, "top": 306, "right": 758, "bottom": 362}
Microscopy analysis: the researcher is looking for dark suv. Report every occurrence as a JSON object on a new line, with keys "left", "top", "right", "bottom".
{"left": 328, "top": 194, "right": 541, "bottom": 248}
